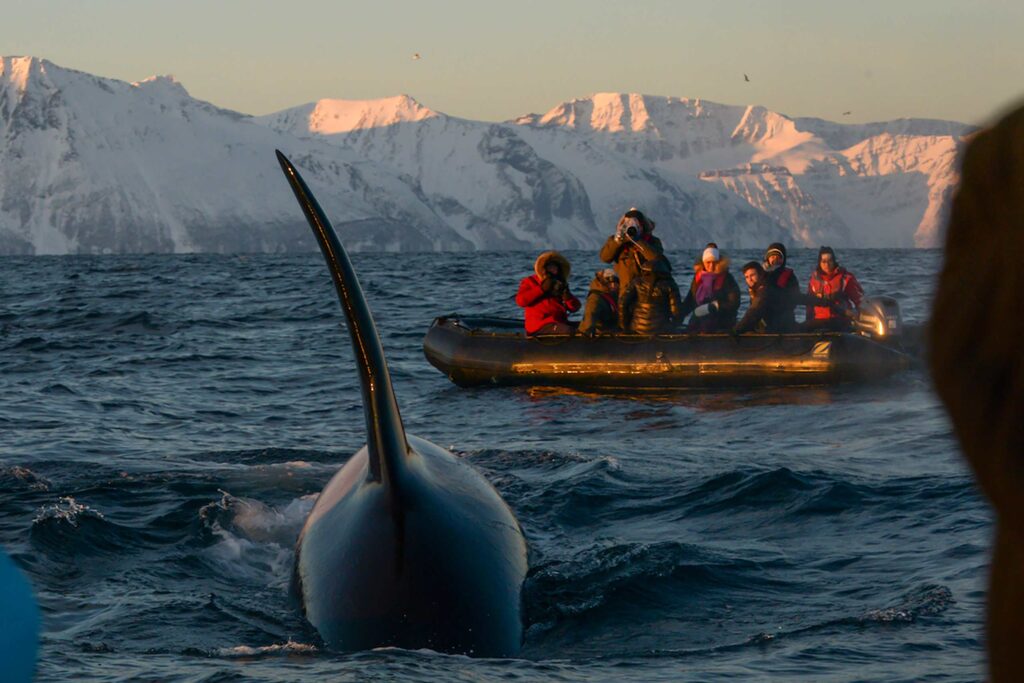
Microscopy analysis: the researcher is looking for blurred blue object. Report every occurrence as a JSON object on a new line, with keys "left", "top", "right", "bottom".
{"left": 0, "top": 547, "right": 39, "bottom": 683}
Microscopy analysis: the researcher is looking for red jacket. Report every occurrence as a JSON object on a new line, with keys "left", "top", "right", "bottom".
{"left": 808, "top": 267, "right": 863, "bottom": 320}
{"left": 515, "top": 275, "right": 581, "bottom": 334}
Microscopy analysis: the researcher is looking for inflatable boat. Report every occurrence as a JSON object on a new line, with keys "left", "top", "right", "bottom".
{"left": 423, "top": 299, "right": 912, "bottom": 389}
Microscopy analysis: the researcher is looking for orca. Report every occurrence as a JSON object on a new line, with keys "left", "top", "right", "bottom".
{"left": 275, "top": 151, "right": 528, "bottom": 657}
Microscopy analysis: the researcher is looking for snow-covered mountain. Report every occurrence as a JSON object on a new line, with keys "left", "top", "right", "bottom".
{"left": 0, "top": 57, "right": 972, "bottom": 254}
{"left": 0, "top": 57, "right": 471, "bottom": 254}
{"left": 512, "top": 93, "right": 970, "bottom": 247}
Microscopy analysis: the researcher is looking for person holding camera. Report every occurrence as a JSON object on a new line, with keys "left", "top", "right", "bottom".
{"left": 599, "top": 208, "right": 665, "bottom": 307}
{"left": 515, "top": 250, "right": 581, "bottom": 335}
{"left": 679, "top": 244, "right": 740, "bottom": 332}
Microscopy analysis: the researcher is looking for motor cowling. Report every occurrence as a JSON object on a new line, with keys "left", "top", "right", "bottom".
{"left": 853, "top": 296, "right": 903, "bottom": 341}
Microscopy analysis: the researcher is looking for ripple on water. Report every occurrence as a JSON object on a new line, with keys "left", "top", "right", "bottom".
{"left": 0, "top": 251, "right": 986, "bottom": 682}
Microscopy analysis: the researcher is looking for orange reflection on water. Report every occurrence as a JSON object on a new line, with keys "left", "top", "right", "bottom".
{"left": 521, "top": 384, "right": 835, "bottom": 412}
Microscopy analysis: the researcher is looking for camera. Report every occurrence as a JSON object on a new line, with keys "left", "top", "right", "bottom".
{"left": 625, "top": 225, "right": 639, "bottom": 238}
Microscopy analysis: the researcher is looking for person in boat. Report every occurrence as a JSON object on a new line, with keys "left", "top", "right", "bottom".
{"left": 805, "top": 246, "right": 864, "bottom": 330}
{"left": 679, "top": 244, "right": 740, "bottom": 332}
{"left": 733, "top": 261, "right": 796, "bottom": 334}
{"left": 578, "top": 268, "right": 620, "bottom": 335}
{"left": 515, "top": 250, "right": 581, "bottom": 335}
{"left": 619, "top": 256, "right": 682, "bottom": 335}
{"left": 599, "top": 208, "right": 665, "bottom": 307}
{"left": 929, "top": 102, "right": 1024, "bottom": 683}
{"left": 763, "top": 242, "right": 800, "bottom": 326}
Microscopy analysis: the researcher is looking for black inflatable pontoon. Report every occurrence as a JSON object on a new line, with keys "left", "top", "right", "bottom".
{"left": 423, "top": 313, "right": 912, "bottom": 389}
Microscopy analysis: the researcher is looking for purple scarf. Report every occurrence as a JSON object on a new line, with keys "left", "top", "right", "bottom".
{"left": 696, "top": 271, "right": 718, "bottom": 305}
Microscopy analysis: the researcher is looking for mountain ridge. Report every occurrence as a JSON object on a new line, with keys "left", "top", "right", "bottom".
{"left": 0, "top": 56, "right": 972, "bottom": 254}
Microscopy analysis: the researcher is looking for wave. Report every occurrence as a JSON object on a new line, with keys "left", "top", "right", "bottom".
{"left": 597, "top": 583, "right": 957, "bottom": 661}
{"left": 214, "top": 640, "right": 319, "bottom": 658}
{"left": 524, "top": 539, "right": 789, "bottom": 630}
{"left": 197, "top": 490, "right": 315, "bottom": 585}
{"left": 0, "top": 465, "right": 51, "bottom": 492}
{"left": 29, "top": 496, "right": 139, "bottom": 556}
{"left": 738, "top": 583, "right": 956, "bottom": 648}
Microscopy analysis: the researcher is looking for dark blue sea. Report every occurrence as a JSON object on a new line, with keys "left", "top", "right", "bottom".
{"left": 0, "top": 249, "right": 989, "bottom": 682}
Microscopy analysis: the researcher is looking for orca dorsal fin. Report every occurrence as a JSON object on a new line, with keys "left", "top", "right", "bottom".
{"left": 276, "top": 150, "right": 409, "bottom": 486}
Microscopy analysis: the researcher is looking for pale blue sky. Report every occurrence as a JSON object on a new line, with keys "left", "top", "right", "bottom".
{"left": 5, "top": 0, "right": 1022, "bottom": 124}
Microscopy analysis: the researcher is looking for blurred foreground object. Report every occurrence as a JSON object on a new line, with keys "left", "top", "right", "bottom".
{"left": 0, "top": 548, "right": 40, "bottom": 682}
{"left": 930, "top": 102, "right": 1024, "bottom": 682}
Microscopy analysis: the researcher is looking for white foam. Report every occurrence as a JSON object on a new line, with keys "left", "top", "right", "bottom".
{"left": 201, "top": 491, "right": 316, "bottom": 585}
{"left": 33, "top": 496, "right": 104, "bottom": 527}
{"left": 217, "top": 640, "right": 318, "bottom": 657}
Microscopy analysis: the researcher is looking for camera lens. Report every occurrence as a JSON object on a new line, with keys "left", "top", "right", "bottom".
{"left": 626, "top": 225, "right": 638, "bottom": 238}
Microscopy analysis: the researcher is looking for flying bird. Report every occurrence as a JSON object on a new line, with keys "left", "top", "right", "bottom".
{"left": 412, "top": 53, "right": 421, "bottom": 60}
{"left": 744, "top": 73, "right": 750, "bottom": 82}
{"left": 842, "top": 111, "right": 851, "bottom": 116}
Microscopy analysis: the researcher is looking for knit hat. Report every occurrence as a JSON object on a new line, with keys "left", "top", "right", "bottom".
{"left": 764, "top": 242, "right": 786, "bottom": 262}
{"left": 702, "top": 246, "right": 720, "bottom": 263}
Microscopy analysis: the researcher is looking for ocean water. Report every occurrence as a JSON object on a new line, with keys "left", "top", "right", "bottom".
{"left": 0, "top": 249, "right": 989, "bottom": 682}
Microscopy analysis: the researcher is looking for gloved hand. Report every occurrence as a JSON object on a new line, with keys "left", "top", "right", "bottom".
{"left": 827, "top": 298, "right": 848, "bottom": 314}
{"left": 693, "top": 301, "right": 719, "bottom": 318}
{"left": 540, "top": 277, "right": 555, "bottom": 294}
{"left": 614, "top": 224, "right": 627, "bottom": 242}
{"left": 549, "top": 279, "right": 566, "bottom": 296}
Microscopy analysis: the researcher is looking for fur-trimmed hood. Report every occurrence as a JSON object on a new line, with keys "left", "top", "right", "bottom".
{"left": 692, "top": 256, "right": 732, "bottom": 275}
{"left": 534, "top": 251, "right": 571, "bottom": 280}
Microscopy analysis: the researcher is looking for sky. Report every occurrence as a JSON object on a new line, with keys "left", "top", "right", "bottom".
{"left": 4, "top": 0, "right": 1023, "bottom": 125}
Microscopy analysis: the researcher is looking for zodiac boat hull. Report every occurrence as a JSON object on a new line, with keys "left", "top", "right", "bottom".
{"left": 423, "top": 315, "right": 912, "bottom": 389}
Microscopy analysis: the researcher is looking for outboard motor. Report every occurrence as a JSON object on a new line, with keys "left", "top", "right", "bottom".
{"left": 853, "top": 296, "right": 903, "bottom": 343}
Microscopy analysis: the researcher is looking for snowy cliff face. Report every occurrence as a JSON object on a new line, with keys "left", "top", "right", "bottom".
{"left": 0, "top": 58, "right": 470, "bottom": 254}
{"left": 514, "top": 93, "right": 970, "bottom": 247}
{"left": 260, "top": 94, "right": 788, "bottom": 250}
{"left": 0, "top": 58, "right": 971, "bottom": 254}
{"left": 259, "top": 97, "right": 601, "bottom": 249}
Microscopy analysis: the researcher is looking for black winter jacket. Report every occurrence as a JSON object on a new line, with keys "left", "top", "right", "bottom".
{"left": 766, "top": 266, "right": 800, "bottom": 327}
{"left": 620, "top": 266, "right": 683, "bottom": 335}
{"left": 734, "top": 281, "right": 796, "bottom": 333}
{"left": 599, "top": 233, "right": 665, "bottom": 300}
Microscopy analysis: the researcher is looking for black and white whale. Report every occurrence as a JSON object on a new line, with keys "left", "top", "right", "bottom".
{"left": 275, "top": 151, "right": 528, "bottom": 657}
